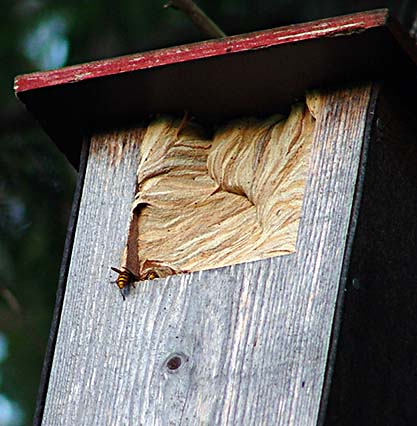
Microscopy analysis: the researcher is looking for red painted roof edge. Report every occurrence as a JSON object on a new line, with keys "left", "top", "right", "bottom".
{"left": 14, "top": 9, "right": 388, "bottom": 94}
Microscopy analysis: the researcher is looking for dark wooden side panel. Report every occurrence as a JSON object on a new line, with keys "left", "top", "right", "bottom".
{"left": 325, "top": 81, "right": 417, "bottom": 425}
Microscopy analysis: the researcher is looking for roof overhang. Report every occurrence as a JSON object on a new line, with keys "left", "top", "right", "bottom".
{"left": 15, "top": 9, "right": 417, "bottom": 167}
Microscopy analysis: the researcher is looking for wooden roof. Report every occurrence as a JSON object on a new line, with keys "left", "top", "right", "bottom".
{"left": 14, "top": 9, "right": 417, "bottom": 167}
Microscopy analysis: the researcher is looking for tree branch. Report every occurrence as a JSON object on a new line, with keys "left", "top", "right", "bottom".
{"left": 164, "top": 0, "right": 226, "bottom": 38}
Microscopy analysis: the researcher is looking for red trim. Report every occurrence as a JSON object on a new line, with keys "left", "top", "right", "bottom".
{"left": 14, "top": 9, "right": 388, "bottom": 93}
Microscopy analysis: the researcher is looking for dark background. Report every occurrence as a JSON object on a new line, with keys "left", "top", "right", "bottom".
{"left": 1, "top": 1, "right": 416, "bottom": 424}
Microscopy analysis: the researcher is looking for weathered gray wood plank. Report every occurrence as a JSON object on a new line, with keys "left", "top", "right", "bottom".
{"left": 42, "top": 84, "right": 372, "bottom": 426}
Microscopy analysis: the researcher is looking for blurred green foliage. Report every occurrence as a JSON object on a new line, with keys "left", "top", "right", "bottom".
{"left": 0, "top": 0, "right": 413, "bottom": 424}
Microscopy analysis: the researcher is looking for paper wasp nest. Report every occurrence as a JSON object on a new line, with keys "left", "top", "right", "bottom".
{"left": 131, "top": 96, "right": 319, "bottom": 279}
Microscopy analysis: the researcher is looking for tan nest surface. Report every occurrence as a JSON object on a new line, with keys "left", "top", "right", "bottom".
{"left": 132, "top": 100, "right": 316, "bottom": 279}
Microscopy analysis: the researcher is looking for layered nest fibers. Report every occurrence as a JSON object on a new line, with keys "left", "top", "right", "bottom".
{"left": 129, "top": 95, "right": 319, "bottom": 279}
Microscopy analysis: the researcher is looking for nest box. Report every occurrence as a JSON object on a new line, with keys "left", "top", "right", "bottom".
{"left": 15, "top": 9, "right": 417, "bottom": 426}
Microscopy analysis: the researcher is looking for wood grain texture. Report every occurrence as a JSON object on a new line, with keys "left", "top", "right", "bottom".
{"left": 15, "top": 10, "right": 387, "bottom": 92}
{"left": 42, "top": 84, "right": 372, "bottom": 426}
{"left": 133, "top": 105, "right": 314, "bottom": 278}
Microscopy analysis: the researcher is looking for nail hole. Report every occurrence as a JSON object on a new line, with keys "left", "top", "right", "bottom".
{"left": 352, "top": 278, "right": 361, "bottom": 290}
{"left": 166, "top": 356, "right": 182, "bottom": 370}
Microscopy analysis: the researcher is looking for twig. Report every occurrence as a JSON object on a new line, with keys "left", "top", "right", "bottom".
{"left": 164, "top": 0, "right": 226, "bottom": 38}
{"left": 0, "top": 287, "right": 22, "bottom": 315}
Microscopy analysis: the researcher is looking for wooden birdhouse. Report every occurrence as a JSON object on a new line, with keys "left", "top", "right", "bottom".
{"left": 15, "top": 9, "right": 417, "bottom": 425}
